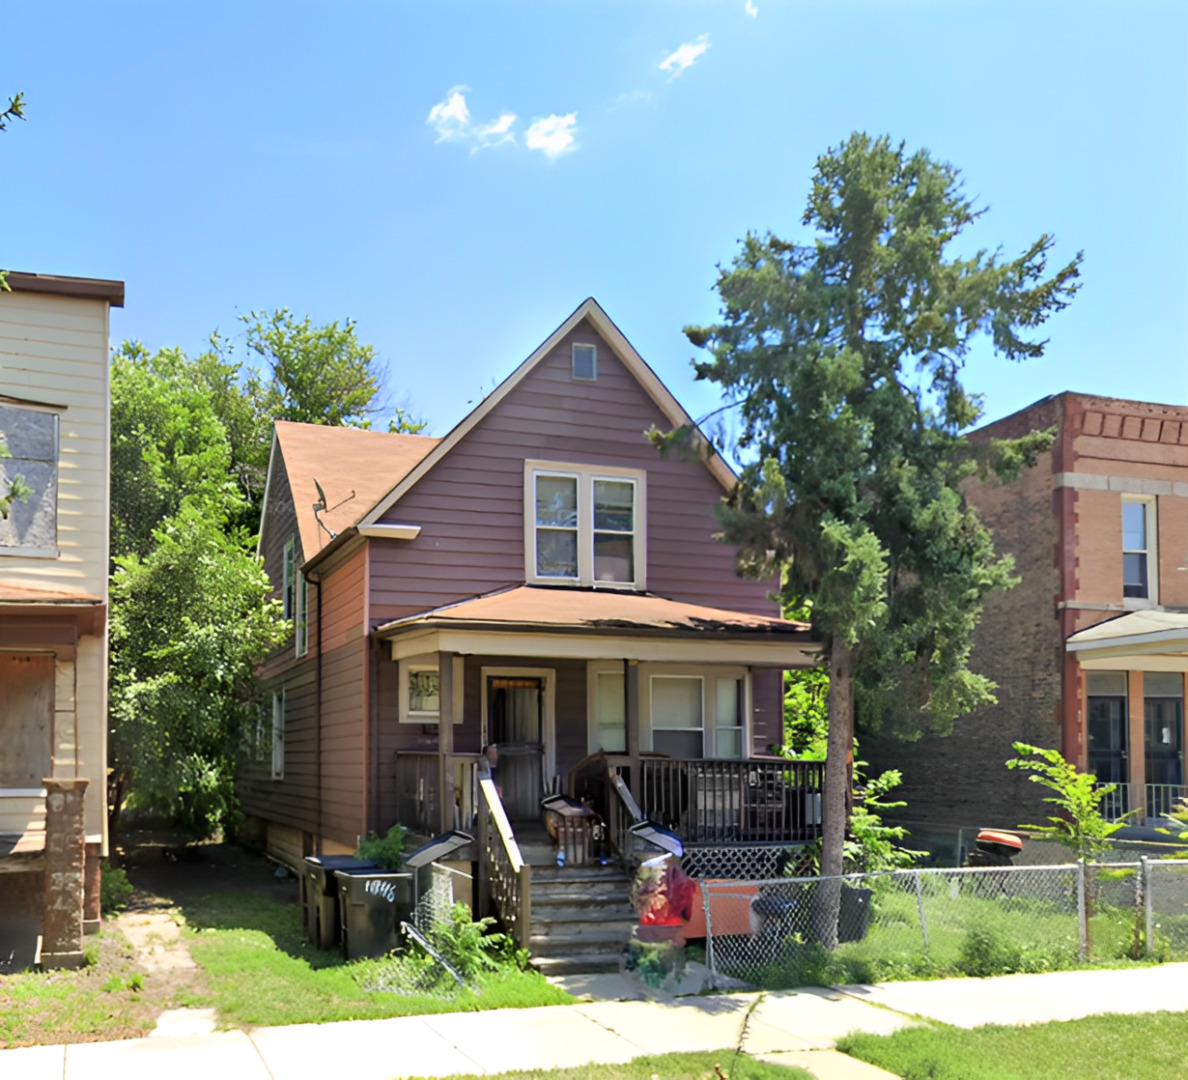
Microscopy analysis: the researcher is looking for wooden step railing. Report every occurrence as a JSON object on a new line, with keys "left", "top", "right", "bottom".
{"left": 477, "top": 777, "right": 531, "bottom": 949}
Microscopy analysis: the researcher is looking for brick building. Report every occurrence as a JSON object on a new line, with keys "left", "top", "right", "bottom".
{"left": 865, "top": 392, "right": 1188, "bottom": 833}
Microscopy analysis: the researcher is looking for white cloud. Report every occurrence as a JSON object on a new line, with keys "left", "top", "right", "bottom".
{"left": 427, "top": 86, "right": 472, "bottom": 142}
{"left": 745, "top": 0, "right": 758, "bottom": 17}
{"left": 427, "top": 87, "right": 518, "bottom": 151}
{"left": 659, "top": 34, "right": 710, "bottom": 78}
{"left": 525, "top": 113, "right": 577, "bottom": 158}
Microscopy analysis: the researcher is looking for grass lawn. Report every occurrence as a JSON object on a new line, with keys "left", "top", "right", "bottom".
{"left": 179, "top": 891, "right": 574, "bottom": 1028}
{"left": 412, "top": 1052, "right": 812, "bottom": 1080}
{"left": 839, "top": 1010, "right": 1188, "bottom": 1079}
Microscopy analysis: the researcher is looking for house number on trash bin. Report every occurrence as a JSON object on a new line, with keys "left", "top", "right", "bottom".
{"left": 365, "top": 880, "right": 396, "bottom": 903}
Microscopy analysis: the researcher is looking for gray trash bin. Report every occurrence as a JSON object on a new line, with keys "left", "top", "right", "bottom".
{"left": 303, "top": 856, "right": 376, "bottom": 949}
{"left": 334, "top": 868, "right": 415, "bottom": 960}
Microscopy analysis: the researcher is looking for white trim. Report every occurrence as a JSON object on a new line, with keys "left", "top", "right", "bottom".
{"left": 480, "top": 665, "right": 556, "bottom": 788}
{"left": 639, "top": 663, "right": 751, "bottom": 759}
{"left": 282, "top": 537, "right": 295, "bottom": 621}
{"left": 0, "top": 787, "right": 47, "bottom": 798}
{"left": 524, "top": 460, "right": 647, "bottom": 590}
{"left": 360, "top": 298, "right": 736, "bottom": 526}
{"left": 295, "top": 571, "right": 309, "bottom": 658}
{"left": 357, "top": 523, "right": 422, "bottom": 540}
{"left": 397, "top": 652, "right": 464, "bottom": 724}
{"left": 587, "top": 660, "right": 627, "bottom": 755}
{"left": 256, "top": 429, "right": 280, "bottom": 558}
{"left": 387, "top": 627, "right": 819, "bottom": 668}
{"left": 1121, "top": 495, "right": 1158, "bottom": 609}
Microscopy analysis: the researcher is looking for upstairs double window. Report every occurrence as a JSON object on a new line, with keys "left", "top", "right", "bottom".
{"left": 525, "top": 461, "right": 645, "bottom": 589}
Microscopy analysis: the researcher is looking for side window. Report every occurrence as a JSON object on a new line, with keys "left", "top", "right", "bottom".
{"left": 283, "top": 537, "right": 295, "bottom": 621}
{"left": 0, "top": 405, "right": 59, "bottom": 555}
{"left": 1122, "top": 497, "right": 1157, "bottom": 604}
{"left": 271, "top": 689, "right": 285, "bottom": 780}
{"left": 295, "top": 571, "right": 309, "bottom": 658}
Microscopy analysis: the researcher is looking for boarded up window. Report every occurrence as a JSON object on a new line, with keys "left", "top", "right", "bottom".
{"left": 0, "top": 654, "right": 54, "bottom": 787}
{"left": 0, "top": 406, "right": 58, "bottom": 553}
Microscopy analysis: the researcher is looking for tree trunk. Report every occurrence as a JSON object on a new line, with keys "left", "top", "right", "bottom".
{"left": 812, "top": 635, "right": 854, "bottom": 950}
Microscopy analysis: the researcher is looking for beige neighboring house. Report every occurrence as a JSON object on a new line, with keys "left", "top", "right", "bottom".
{"left": 0, "top": 271, "right": 124, "bottom": 969}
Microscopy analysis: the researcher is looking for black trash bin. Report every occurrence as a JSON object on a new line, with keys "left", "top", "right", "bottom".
{"left": 334, "top": 867, "right": 415, "bottom": 960}
{"left": 303, "top": 855, "right": 377, "bottom": 949}
{"left": 839, "top": 884, "right": 874, "bottom": 944}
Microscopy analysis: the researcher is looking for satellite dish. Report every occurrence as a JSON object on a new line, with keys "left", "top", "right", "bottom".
{"left": 313, "top": 477, "right": 328, "bottom": 512}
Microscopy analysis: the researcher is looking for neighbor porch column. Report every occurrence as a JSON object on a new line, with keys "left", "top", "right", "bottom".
{"left": 438, "top": 651, "right": 455, "bottom": 834}
{"left": 41, "top": 777, "right": 89, "bottom": 969}
{"left": 626, "top": 660, "right": 641, "bottom": 804}
{"left": 1127, "top": 669, "right": 1146, "bottom": 817}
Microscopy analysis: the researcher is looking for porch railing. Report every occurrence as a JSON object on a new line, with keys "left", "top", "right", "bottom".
{"left": 477, "top": 777, "right": 531, "bottom": 949}
{"left": 1094, "top": 781, "right": 1188, "bottom": 823}
{"left": 639, "top": 757, "right": 824, "bottom": 844}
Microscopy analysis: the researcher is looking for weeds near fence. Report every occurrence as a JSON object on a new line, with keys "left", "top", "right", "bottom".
{"left": 699, "top": 859, "right": 1188, "bottom": 989}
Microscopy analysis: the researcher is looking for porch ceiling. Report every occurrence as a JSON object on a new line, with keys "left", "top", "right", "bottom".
{"left": 375, "top": 585, "right": 819, "bottom": 668}
{"left": 1068, "top": 610, "right": 1188, "bottom": 669}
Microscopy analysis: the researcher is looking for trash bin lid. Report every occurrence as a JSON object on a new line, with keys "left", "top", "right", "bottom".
{"left": 304, "top": 855, "right": 377, "bottom": 871}
{"left": 403, "top": 830, "right": 474, "bottom": 870}
{"left": 975, "top": 829, "right": 1023, "bottom": 857}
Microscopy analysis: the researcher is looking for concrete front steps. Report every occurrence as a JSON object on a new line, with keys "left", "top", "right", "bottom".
{"left": 508, "top": 827, "right": 636, "bottom": 976}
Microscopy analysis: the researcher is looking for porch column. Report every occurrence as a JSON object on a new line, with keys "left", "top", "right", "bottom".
{"left": 625, "top": 660, "right": 642, "bottom": 804}
{"left": 1128, "top": 670, "right": 1146, "bottom": 817}
{"left": 41, "top": 777, "right": 88, "bottom": 969}
{"left": 438, "top": 651, "right": 455, "bottom": 834}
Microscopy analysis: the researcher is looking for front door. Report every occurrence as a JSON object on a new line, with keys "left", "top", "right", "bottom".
{"left": 1145, "top": 696, "right": 1184, "bottom": 816}
{"left": 487, "top": 676, "right": 544, "bottom": 822}
{"left": 1088, "top": 694, "right": 1129, "bottom": 817}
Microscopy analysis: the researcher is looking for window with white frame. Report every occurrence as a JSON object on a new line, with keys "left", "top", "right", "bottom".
{"left": 295, "top": 570, "right": 309, "bottom": 657}
{"left": 283, "top": 537, "right": 296, "bottom": 620}
{"left": 645, "top": 669, "right": 748, "bottom": 759}
{"left": 1122, "top": 497, "right": 1157, "bottom": 604}
{"left": 587, "top": 664, "right": 627, "bottom": 753}
{"left": 398, "top": 656, "right": 464, "bottom": 724}
{"left": 271, "top": 689, "right": 285, "bottom": 780}
{"left": 525, "top": 461, "right": 645, "bottom": 588}
{"left": 572, "top": 343, "right": 597, "bottom": 381}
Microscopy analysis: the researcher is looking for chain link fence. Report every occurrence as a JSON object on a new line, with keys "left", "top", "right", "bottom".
{"left": 698, "top": 859, "right": 1188, "bottom": 989}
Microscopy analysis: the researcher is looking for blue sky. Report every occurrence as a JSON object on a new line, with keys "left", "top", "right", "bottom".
{"left": 3, "top": 1, "right": 1185, "bottom": 441}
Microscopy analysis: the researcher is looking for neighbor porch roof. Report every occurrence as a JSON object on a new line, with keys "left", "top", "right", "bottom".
{"left": 375, "top": 585, "right": 818, "bottom": 667}
{"left": 1067, "top": 610, "right": 1188, "bottom": 670}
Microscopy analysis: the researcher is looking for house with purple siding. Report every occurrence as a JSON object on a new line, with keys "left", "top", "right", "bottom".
{"left": 243, "top": 298, "right": 821, "bottom": 972}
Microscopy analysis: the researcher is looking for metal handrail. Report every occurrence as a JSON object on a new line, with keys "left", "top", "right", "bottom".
{"left": 478, "top": 778, "right": 531, "bottom": 949}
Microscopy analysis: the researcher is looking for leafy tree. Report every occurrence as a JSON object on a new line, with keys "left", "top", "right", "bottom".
{"left": 110, "top": 342, "right": 240, "bottom": 561}
{"left": 1, "top": 90, "right": 28, "bottom": 513}
{"left": 1006, "top": 742, "right": 1130, "bottom": 861}
{"left": 782, "top": 667, "right": 829, "bottom": 759}
{"left": 659, "top": 133, "right": 1080, "bottom": 944}
{"left": 108, "top": 503, "right": 287, "bottom": 835}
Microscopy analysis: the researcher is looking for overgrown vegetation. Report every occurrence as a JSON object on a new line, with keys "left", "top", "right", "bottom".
{"left": 106, "top": 313, "right": 423, "bottom": 838}
{"left": 839, "top": 1011, "right": 1188, "bottom": 1080}
{"left": 355, "top": 824, "right": 407, "bottom": 871}
{"left": 1006, "top": 742, "right": 1131, "bottom": 860}
{"left": 99, "top": 862, "right": 134, "bottom": 915}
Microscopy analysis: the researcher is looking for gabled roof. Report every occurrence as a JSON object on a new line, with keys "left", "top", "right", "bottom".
{"left": 360, "top": 297, "right": 737, "bottom": 526}
{"left": 374, "top": 584, "right": 809, "bottom": 639}
{"left": 267, "top": 421, "right": 439, "bottom": 559}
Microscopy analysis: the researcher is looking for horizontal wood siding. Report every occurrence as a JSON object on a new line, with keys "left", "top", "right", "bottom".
{"left": 369, "top": 318, "right": 776, "bottom": 624}
{"left": 0, "top": 290, "right": 110, "bottom": 599}
{"left": 239, "top": 638, "right": 366, "bottom": 849}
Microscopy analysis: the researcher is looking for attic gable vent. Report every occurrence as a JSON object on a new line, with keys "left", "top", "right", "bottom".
{"left": 572, "top": 343, "right": 597, "bottom": 381}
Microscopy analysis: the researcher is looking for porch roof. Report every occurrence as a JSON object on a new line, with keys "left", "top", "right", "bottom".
{"left": 0, "top": 582, "right": 102, "bottom": 604}
{"left": 1067, "top": 610, "right": 1188, "bottom": 670}
{"left": 375, "top": 585, "right": 818, "bottom": 667}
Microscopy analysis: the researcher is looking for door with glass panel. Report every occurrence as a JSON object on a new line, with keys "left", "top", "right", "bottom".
{"left": 487, "top": 676, "right": 544, "bottom": 822}
{"left": 1144, "top": 672, "right": 1184, "bottom": 818}
{"left": 1087, "top": 671, "right": 1128, "bottom": 818}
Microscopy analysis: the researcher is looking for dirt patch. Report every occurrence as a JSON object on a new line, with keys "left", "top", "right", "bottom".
{"left": 0, "top": 831, "right": 298, "bottom": 1048}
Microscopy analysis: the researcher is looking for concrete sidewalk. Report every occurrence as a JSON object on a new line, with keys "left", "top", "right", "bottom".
{"left": 5, "top": 963, "right": 1188, "bottom": 1080}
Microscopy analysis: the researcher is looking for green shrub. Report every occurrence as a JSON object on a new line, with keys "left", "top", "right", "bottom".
{"left": 83, "top": 942, "right": 100, "bottom": 967}
{"left": 957, "top": 924, "right": 1023, "bottom": 977}
{"left": 100, "top": 862, "right": 134, "bottom": 915}
{"left": 355, "top": 824, "right": 406, "bottom": 870}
